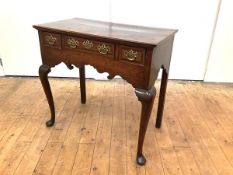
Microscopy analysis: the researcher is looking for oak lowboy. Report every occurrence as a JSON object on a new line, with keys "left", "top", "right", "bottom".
{"left": 33, "top": 18, "right": 177, "bottom": 166}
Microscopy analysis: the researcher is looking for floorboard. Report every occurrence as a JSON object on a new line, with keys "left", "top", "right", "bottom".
{"left": 0, "top": 77, "right": 232, "bottom": 175}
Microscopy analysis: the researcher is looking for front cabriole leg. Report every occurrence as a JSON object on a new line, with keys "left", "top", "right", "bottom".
{"left": 135, "top": 87, "right": 156, "bottom": 165}
{"left": 39, "top": 64, "right": 55, "bottom": 127}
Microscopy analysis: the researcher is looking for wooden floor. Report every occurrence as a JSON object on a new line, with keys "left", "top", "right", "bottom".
{"left": 0, "top": 77, "right": 233, "bottom": 175}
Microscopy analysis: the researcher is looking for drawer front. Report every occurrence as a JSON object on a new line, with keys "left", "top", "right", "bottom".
{"left": 119, "top": 45, "right": 145, "bottom": 65}
{"left": 42, "top": 32, "right": 61, "bottom": 49}
{"left": 63, "top": 35, "right": 114, "bottom": 57}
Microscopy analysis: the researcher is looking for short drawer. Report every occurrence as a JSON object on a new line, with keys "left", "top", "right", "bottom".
{"left": 41, "top": 32, "right": 61, "bottom": 49}
{"left": 119, "top": 45, "right": 145, "bottom": 65}
{"left": 62, "top": 35, "right": 114, "bottom": 58}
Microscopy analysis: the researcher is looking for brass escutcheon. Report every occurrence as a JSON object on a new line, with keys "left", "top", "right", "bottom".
{"left": 124, "top": 49, "right": 138, "bottom": 61}
{"left": 45, "top": 35, "right": 57, "bottom": 45}
{"left": 82, "top": 40, "right": 93, "bottom": 49}
{"left": 97, "top": 44, "right": 110, "bottom": 55}
{"left": 67, "top": 38, "right": 79, "bottom": 48}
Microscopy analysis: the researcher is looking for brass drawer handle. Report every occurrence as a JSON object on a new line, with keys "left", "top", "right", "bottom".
{"left": 82, "top": 40, "right": 93, "bottom": 49}
{"left": 124, "top": 49, "right": 138, "bottom": 61}
{"left": 67, "top": 38, "right": 79, "bottom": 48}
{"left": 97, "top": 44, "right": 110, "bottom": 55}
{"left": 45, "top": 35, "right": 57, "bottom": 45}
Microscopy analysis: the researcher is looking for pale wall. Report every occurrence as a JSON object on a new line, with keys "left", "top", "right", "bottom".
{"left": 0, "top": 52, "right": 4, "bottom": 76}
{"left": 1, "top": 0, "right": 228, "bottom": 82}
{"left": 0, "top": 0, "right": 111, "bottom": 79}
{"left": 204, "top": 0, "right": 233, "bottom": 83}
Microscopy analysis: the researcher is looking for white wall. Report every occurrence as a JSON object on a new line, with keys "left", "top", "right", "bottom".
{"left": 0, "top": 68, "right": 3, "bottom": 76}
{"left": 0, "top": 0, "right": 111, "bottom": 79}
{"left": 1, "top": 0, "right": 229, "bottom": 82}
{"left": 0, "top": 71, "right": 3, "bottom": 77}
{"left": 0, "top": 53, "right": 4, "bottom": 76}
{"left": 111, "top": 0, "right": 220, "bottom": 80}
{"left": 204, "top": 0, "right": 233, "bottom": 83}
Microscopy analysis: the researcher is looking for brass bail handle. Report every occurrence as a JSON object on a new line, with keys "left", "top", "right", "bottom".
{"left": 67, "top": 38, "right": 79, "bottom": 48}
{"left": 82, "top": 40, "right": 93, "bottom": 49}
{"left": 97, "top": 44, "right": 110, "bottom": 55}
{"left": 45, "top": 35, "right": 57, "bottom": 45}
{"left": 124, "top": 49, "right": 138, "bottom": 61}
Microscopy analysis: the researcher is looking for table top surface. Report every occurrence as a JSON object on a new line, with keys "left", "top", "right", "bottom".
{"left": 33, "top": 18, "right": 177, "bottom": 46}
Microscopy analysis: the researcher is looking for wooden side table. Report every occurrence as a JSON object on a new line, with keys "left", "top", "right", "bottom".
{"left": 33, "top": 18, "right": 177, "bottom": 165}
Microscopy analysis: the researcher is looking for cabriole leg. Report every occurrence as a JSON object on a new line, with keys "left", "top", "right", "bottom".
{"left": 135, "top": 87, "right": 156, "bottom": 165}
{"left": 39, "top": 64, "right": 55, "bottom": 127}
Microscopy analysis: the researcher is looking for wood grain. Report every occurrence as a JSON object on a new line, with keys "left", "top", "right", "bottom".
{"left": 33, "top": 18, "right": 177, "bottom": 46}
{"left": 0, "top": 77, "right": 233, "bottom": 175}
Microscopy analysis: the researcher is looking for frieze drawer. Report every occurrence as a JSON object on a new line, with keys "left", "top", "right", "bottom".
{"left": 119, "top": 45, "right": 145, "bottom": 65}
{"left": 62, "top": 35, "right": 114, "bottom": 58}
{"left": 42, "top": 32, "right": 61, "bottom": 49}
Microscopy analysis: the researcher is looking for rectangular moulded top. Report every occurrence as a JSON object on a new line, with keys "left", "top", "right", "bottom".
{"left": 33, "top": 18, "right": 177, "bottom": 46}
